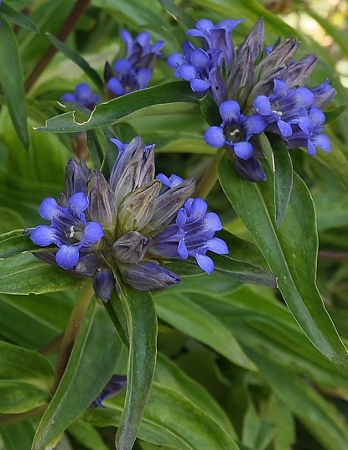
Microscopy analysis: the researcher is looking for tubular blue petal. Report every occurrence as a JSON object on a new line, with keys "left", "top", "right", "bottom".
{"left": 254, "top": 96, "right": 272, "bottom": 115}
{"left": 178, "top": 64, "right": 197, "bottom": 81}
{"left": 68, "top": 192, "right": 89, "bottom": 217}
{"left": 203, "top": 212, "right": 223, "bottom": 232}
{"left": 167, "top": 53, "right": 185, "bottom": 68}
{"left": 207, "top": 237, "right": 229, "bottom": 254}
{"left": 107, "top": 78, "right": 125, "bottom": 96}
{"left": 204, "top": 126, "right": 225, "bottom": 147}
{"left": 82, "top": 221, "right": 104, "bottom": 245}
{"left": 245, "top": 114, "right": 266, "bottom": 135}
{"left": 219, "top": 100, "right": 240, "bottom": 122}
{"left": 312, "top": 134, "right": 331, "bottom": 153}
{"left": 30, "top": 225, "right": 57, "bottom": 246}
{"left": 178, "top": 238, "right": 189, "bottom": 259}
{"left": 190, "top": 78, "right": 211, "bottom": 92}
{"left": 195, "top": 253, "right": 214, "bottom": 274}
{"left": 39, "top": 197, "right": 60, "bottom": 221}
{"left": 233, "top": 141, "right": 254, "bottom": 160}
{"left": 56, "top": 245, "right": 80, "bottom": 270}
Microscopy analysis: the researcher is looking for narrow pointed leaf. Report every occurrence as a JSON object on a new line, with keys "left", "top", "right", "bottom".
{"left": 154, "top": 292, "right": 257, "bottom": 370}
{"left": 116, "top": 286, "right": 158, "bottom": 450}
{"left": 0, "top": 3, "right": 39, "bottom": 32}
{"left": 0, "top": 17, "right": 29, "bottom": 148}
{"left": 219, "top": 153, "right": 348, "bottom": 371}
{"left": 270, "top": 135, "right": 293, "bottom": 227}
{"left": 46, "top": 33, "right": 104, "bottom": 90}
{"left": 32, "top": 300, "right": 121, "bottom": 450}
{"left": 37, "top": 82, "right": 200, "bottom": 133}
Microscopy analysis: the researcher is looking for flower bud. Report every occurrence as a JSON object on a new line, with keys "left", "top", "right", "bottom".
{"left": 144, "top": 177, "right": 196, "bottom": 233}
{"left": 93, "top": 267, "right": 115, "bottom": 303}
{"left": 91, "top": 374, "right": 127, "bottom": 408}
{"left": 65, "top": 158, "right": 89, "bottom": 199}
{"left": 117, "top": 179, "right": 161, "bottom": 233}
{"left": 233, "top": 155, "right": 267, "bottom": 182}
{"left": 109, "top": 136, "right": 155, "bottom": 206}
{"left": 113, "top": 231, "right": 150, "bottom": 264}
{"left": 87, "top": 170, "right": 117, "bottom": 231}
{"left": 119, "top": 261, "right": 181, "bottom": 291}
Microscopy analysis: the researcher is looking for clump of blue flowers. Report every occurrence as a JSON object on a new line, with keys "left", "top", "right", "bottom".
{"left": 61, "top": 83, "right": 101, "bottom": 111}
{"left": 168, "top": 18, "right": 336, "bottom": 182}
{"left": 25, "top": 136, "right": 228, "bottom": 301}
{"left": 105, "top": 30, "right": 164, "bottom": 97}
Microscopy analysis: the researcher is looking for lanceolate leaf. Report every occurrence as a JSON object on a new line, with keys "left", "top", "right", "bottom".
{"left": 0, "top": 16, "right": 29, "bottom": 148}
{"left": 154, "top": 292, "right": 257, "bottom": 370}
{"left": 37, "top": 82, "right": 200, "bottom": 133}
{"left": 115, "top": 286, "right": 158, "bottom": 450}
{"left": 32, "top": 300, "right": 121, "bottom": 450}
{"left": 219, "top": 153, "right": 348, "bottom": 371}
{"left": 84, "top": 382, "right": 241, "bottom": 450}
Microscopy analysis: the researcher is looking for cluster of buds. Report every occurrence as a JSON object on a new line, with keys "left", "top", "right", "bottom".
{"left": 168, "top": 19, "right": 336, "bottom": 182}
{"left": 24, "top": 137, "right": 228, "bottom": 301}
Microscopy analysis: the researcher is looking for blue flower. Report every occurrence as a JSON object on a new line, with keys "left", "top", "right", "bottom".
{"left": 285, "top": 106, "right": 331, "bottom": 156}
{"left": 91, "top": 374, "right": 127, "bottom": 408}
{"left": 204, "top": 100, "right": 266, "bottom": 159}
{"left": 253, "top": 79, "right": 314, "bottom": 138}
{"left": 27, "top": 193, "right": 104, "bottom": 270}
{"left": 106, "top": 30, "right": 163, "bottom": 97}
{"left": 149, "top": 197, "right": 229, "bottom": 274}
{"left": 61, "top": 83, "right": 101, "bottom": 110}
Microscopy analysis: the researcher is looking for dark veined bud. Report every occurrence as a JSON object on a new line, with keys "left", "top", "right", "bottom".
{"left": 113, "top": 231, "right": 150, "bottom": 264}
{"left": 87, "top": 170, "right": 117, "bottom": 232}
{"left": 144, "top": 177, "right": 196, "bottom": 233}
{"left": 65, "top": 158, "right": 89, "bottom": 199}
{"left": 93, "top": 267, "right": 115, "bottom": 303}
{"left": 119, "top": 260, "right": 181, "bottom": 291}
{"left": 117, "top": 179, "right": 161, "bottom": 233}
{"left": 233, "top": 155, "right": 267, "bottom": 182}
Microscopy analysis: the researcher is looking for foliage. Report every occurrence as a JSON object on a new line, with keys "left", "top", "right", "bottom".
{"left": 0, "top": 1, "right": 348, "bottom": 449}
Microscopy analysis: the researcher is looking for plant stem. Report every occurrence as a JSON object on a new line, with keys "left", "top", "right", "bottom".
{"left": 194, "top": 148, "right": 223, "bottom": 199}
{"left": 25, "top": 0, "right": 91, "bottom": 93}
{"left": 53, "top": 280, "right": 94, "bottom": 391}
{"left": 318, "top": 250, "right": 348, "bottom": 261}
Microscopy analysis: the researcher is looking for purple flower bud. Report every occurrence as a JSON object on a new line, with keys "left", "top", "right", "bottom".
{"left": 93, "top": 268, "right": 115, "bottom": 303}
{"left": 119, "top": 261, "right": 181, "bottom": 291}
{"left": 91, "top": 374, "right": 127, "bottom": 408}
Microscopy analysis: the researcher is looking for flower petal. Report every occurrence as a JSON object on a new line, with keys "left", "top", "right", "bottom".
{"left": 204, "top": 126, "right": 225, "bottom": 148}
{"left": 233, "top": 141, "right": 254, "bottom": 160}
{"left": 30, "top": 225, "right": 57, "bottom": 246}
{"left": 56, "top": 245, "right": 80, "bottom": 270}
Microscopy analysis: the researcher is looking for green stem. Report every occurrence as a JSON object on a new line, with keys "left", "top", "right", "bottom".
{"left": 25, "top": 0, "right": 91, "bottom": 93}
{"left": 53, "top": 280, "right": 94, "bottom": 391}
{"left": 0, "top": 406, "right": 46, "bottom": 426}
{"left": 194, "top": 148, "right": 224, "bottom": 199}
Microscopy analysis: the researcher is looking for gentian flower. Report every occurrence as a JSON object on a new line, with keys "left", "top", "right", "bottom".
{"left": 27, "top": 193, "right": 104, "bottom": 270}
{"left": 106, "top": 30, "right": 164, "bottom": 97}
{"left": 61, "top": 83, "right": 101, "bottom": 110}
{"left": 25, "top": 137, "right": 228, "bottom": 300}
{"left": 168, "top": 18, "right": 336, "bottom": 182}
{"left": 204, "top": 100, "right": 266, "bottom": 160}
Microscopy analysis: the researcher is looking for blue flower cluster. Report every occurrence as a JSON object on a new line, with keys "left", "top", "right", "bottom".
{"left": 105, "top": 30, "right": 164, "bottom": 97}
{"left": 25, "top": 137, "right": 228, "bottom": 300}
{"left": 61, "top": 83, "right": 101, "bottom": 111}
{"left": 168, "top": 19, "right": 336, "bottom": 181}
{"left": 60, "top": 30, "right": 163, "bottom": 110}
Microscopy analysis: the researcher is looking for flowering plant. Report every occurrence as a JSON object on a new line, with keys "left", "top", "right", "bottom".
{"left": 1, "top": 1, "right": 348, "bottom": 449}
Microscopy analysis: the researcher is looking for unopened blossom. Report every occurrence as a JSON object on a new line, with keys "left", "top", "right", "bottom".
{"left": 168, "top": 18, "right": 336, "bottom": 182}
{"left": 106, "top": 30, "right": 164, "bottom": 96}
{"left": 91, "top": 374, "right": 127, "bottom": 408}
{"left": 25, "top": 137, "right": 228, "bottom": 300}
{"left": 61, "top": 83, "right": 101, "bottom": 110}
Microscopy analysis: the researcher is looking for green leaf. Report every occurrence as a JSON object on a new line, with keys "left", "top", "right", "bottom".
{"left": 115, "top": 286, "right": 158, "bottom": 450}
{"left": 219, "top": 153, "right": 348, "bottom": 371}
{"left": 0, "top": 17, "right": 29, "bottom": 148}
{"left": 155, "top": 352, "right": 237, "bottom": 438}
{"left": 46, "top": 33, "right": 104, "bottom": 90}
{"left": 67, "top": 420, "right": 110, "bottom": 450}
{"left": 157, "top": 0, "right": 197, "bottom": 30}
{"left": 0, "top": 230, "right": 38, "bottom": 258}
{"left": 0, "top": 252, "right": 84, "bottom": 294}
{"left": 0, "top": 3, "right": 39, "bottom": 32}
{"left": 32, "top": 300, "right": 122, "bottom": 450}
{"left": 271, "top": 135, "right": 293, "bottom": 227}
{"left": 37, "top": 82, "right": 200, "bottom": 133}
{"left": 0, "top": 421, "right": 35, "bottom": 450}
{"left": 84, "top": 382, "right": 241, "bottom": 450}
{"left": 154, "top": 292, "right": 257, "bottom": 370}
{"left": 248, "top": 351, "right": 348, "bottom": 450}
{"left": 0, "top": 341, "right": 54, "bottom": 414}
